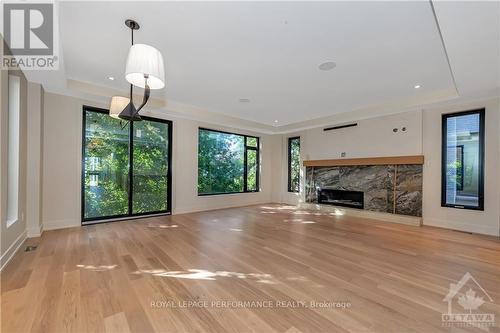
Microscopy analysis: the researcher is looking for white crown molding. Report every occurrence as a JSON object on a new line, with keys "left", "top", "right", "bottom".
{"left": 45, "top": 79, "right": 278, "bottom": 135}
{"left": 40, "top": 78, "right": 499, "bottom": 136}
{"left": 274, "top": 89, "right": 500, "bottom": 134}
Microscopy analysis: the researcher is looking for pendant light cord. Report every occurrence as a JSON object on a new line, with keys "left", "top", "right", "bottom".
{"left": 129, "top": 25, "right": 134, "bottom": 105}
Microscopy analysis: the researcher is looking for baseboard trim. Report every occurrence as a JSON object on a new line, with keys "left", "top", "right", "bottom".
{"left": 173, "top": 201, "right": 271, "bottom": 215}
{"left": 423, "top": 217, "right": 499, "bottom": 236}
{"left": 43, "top": 219, "right": 79, "bottom": 231}
{"left": 299, "top": 203, "right": 422, "bottom": 226}
{"left": 27, "top": 224, "right": 43, "bottom": 238}
{"left": 0, "top": 230, "right": 27, "bottom": 271}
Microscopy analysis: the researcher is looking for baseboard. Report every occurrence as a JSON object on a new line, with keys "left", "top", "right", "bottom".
{"left": 27, "top": 224, "right": 43, "bottom": 238}
{"left": 0, "top": 230, "right": 27, "bottom": 271}
{"left": 299, "top": 203, "right": 422, "bottom": 226}
{"left": 423, "top": 218, "right": 499, "bottom": 237}
{"left": 43, "top": 219, "right": 80, "bottom": 231}
{"left": 173, "top": 201, "right": 271, "bottom": 215}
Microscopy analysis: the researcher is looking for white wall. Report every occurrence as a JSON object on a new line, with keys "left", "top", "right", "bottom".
{"left": 42, "top": 92, "right": 281, "bottom": 230}
{"left": 172, "top": 117, "right": 279, "bottom": 214}
{"left": 301, "top": 111, "right": 423, "bottom": 161}
{"left": 26, "top": 82, "right": 44, "bottom": 237}
{"left": 279, "top": 111, "right": 423, "bottom": 205}
{"left": 277, "top": 99, "right": 500, "bottom": 236}
{"left": 422, "top": 98, "right": 500, "bottom": 236}
{"left": 39, "top": 90, "right": 500, "bottom": 236}
{"left": 0, "top": 63, "right": 28, "bottom": 269}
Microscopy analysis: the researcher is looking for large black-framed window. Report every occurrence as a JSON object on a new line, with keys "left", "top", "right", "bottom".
{"left": 198, "top": 128, "right": 260, "bottom": 195}
{"left": 82, "top": 106, "right": 172, "bottom": 223}
{"left": 441, "top": 109, "right": 484, "bottom": 211}
{"left": 288, "top": 136, "right": 300, "bottom": 192}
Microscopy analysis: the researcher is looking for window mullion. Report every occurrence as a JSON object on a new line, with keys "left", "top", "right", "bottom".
{"left": 244, "top": 136, "right": 248, "bottom": 192}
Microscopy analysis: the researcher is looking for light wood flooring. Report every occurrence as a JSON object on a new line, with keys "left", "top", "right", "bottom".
{"left": 1, "top": 204, "right": 499, "bottom": 333}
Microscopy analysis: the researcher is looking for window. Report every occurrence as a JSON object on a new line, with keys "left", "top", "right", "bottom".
{"left": 288, "top": 136, "right": 300, "bottom": 192}
{"left": 7, "top": 75, "right": 20, "bottom": 227}
{"left": 198, "top": 128, "right": 259, "bottom": 195}
{"left": 442, "top": 109, "right": 484, "bottom": 210}
{"left": 82, "top": 106, "right": 172, "bottom": 223}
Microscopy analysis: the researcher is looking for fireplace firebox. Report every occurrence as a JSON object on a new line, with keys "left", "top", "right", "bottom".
{"left": 318, "top": 188, "right": 364, "bottom": 209}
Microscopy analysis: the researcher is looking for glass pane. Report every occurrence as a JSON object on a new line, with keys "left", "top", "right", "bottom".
{"left": 132, "top": 120, "right": 170, "bottom": 214}
{"left": 198, "top": 129, "right": 244, "bottom": 194}
{"left": 84, "top": 111, "right": 129, "bottom": 219}
{"left": 246, "top": 137, "right": 258, "bottom": 147}
{"left": 247, "top": 149, "right": 257, "bottom": 191}
{"left": 445, "top": 113, "right": 481, "bottom": 208}
{"left": 289, "top": 138, "right": 300, "bottom": 192}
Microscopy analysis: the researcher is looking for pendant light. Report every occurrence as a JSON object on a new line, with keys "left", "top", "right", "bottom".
{"left": 109, "top": 19, "right": 165, "bottom": 124}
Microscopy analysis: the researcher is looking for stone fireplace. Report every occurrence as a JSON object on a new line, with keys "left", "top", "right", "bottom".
{"left": 304, "top": 158, "right": 423, "bottom": 217}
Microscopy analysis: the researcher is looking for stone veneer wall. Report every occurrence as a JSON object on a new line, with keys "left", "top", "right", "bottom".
{"left": 305, "top": 165, "right": 423, "bottom": 217}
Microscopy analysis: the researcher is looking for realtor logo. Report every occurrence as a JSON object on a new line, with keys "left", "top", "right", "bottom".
{"left": 1, "top": 1, "right": 58, "bottom": 70}
{"left": 442, "top": 272, "right": 495, "bottom": 330}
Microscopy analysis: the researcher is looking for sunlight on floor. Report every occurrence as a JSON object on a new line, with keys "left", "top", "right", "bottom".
{"left": 283, "top": 219, "right": 316, "bottom": 224}
{"left": 286, "top": 276, "right": 308, "bottom": 282}
{"left": 76, "top": 264, "right": 118, "bottom": 271}
{"left": 259, "top": 205, "right": 345, "bottom": 217}
{"left": 259, "top": 205, "right": 298, "bottom": 210}
{"left": 148, "top": 224, "right": 179, "bottom": 229}
{"left": 135, "top": 268, "right": 276, "bottom": 284}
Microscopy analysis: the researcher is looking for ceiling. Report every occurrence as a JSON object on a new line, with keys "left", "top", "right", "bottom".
{"left": 24, "top": 1, "right": 500, "bottom": 132}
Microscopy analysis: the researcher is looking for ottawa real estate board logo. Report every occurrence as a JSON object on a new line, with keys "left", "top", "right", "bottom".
{"left": 442, "top": 272, "right": 495, "bottom": 329}
{"left": 1, "top": 1, "right": 58, "bottom": 70}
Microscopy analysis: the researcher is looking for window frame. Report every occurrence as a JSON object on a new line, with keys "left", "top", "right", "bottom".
{"left": 81, "top": 106, "right": 173, "bottom": 224}
{"left": 441, "top": 108, "right": 485, "bottom": 211}
{"left": 287, "top": 136, "right": 301, "bottom": 193}
{"left": 6, "top": 74, "right": 21, "bottom": 227}
{"left": 197, "top": 127, "right": 260, "bottom": 196}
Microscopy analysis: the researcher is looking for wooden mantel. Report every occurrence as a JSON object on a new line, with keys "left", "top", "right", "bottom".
{"left": 303, "top": 155, "right": 424, "bottom": 167}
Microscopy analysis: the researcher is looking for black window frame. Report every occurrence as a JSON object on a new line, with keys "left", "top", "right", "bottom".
{"left": 441, "top": 108, "right": 485, "bottom": 211}
{"left": 198, "top": 127, "right": 260, "bottom": 196}
{"left": 287, "top": 136, "right": 301, "bottom": 193}
{"left": 81, "top": 106, "right": 173, "bottom": 224}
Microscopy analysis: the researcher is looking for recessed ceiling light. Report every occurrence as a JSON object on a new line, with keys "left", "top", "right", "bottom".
{"left": 414, "top": 84, "right": 421, "bottom": 89}
{"left": 108, "top": 76, "right": 115, "bottom": 81}
{"left": 318, "top": 61, "right": 336, "bottom": 71}
{"left": 239, "top": 98, "right": 250, "bottom": 103}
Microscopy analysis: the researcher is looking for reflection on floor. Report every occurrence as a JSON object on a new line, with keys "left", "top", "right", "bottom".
{"left": 1, "top": 204, "right": 499, "bottom": 333}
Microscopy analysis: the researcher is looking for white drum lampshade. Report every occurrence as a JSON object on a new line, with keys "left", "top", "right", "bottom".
{"left": 125, "top": 44, "right": 165, "bottom": 90}
{"left": 109, "top": 96, "right": 130, "bottom": 119}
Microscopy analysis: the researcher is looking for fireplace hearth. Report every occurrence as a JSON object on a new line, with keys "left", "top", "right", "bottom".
{"left": 318, "top": 188, "right": 364, "bottom": 209}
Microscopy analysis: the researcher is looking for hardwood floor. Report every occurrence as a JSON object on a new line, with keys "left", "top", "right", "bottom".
{"left": 2, "top": 204, "right": 499, "bottom": 333}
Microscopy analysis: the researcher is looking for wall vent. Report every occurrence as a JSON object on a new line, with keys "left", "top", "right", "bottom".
{"left": 323, "top": 123, "right": 358, "bottom": 132}
{"left": 25, "top": 245, "right": 38, "bottom": 252}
